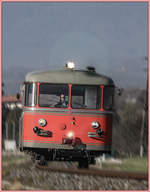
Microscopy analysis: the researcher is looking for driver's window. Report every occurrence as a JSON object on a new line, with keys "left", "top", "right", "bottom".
{"left": 39, "top": 84, "right": 69, "bottom": 108}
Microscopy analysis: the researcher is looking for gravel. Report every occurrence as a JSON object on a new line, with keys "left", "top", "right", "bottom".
{"left": 2, "top": 159, "right": 148, "bottom": 190}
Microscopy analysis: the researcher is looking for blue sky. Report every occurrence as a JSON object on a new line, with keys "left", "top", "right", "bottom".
{"left": 2, "top": 2, "right": 148, "bottom": 95}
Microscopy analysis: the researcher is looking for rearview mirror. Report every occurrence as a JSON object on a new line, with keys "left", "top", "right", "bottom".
{"left": 115, "top": 87, "right": 123, "bottom": 96}
{"left": 16, "top": 93, "right": 20, "bottom": 100}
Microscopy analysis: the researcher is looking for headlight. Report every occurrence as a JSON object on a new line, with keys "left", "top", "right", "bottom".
{"left": 91, "top": 121, "right": 100, "bottom": 129}
{"left": 66, "top": 61, "right": 75, "bottom": 69}
{"left": 38, "top": 119, "right": 47, "bottom": 127}
{"left": 67, "top": 131, "right": 74, "bottom": 138}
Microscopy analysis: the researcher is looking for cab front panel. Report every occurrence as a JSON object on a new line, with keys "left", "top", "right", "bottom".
{"left": 22, "top": 110, "right": 112, "bottom": 151}
{"left": 21, "top": 81, "right": 114, "bottom": 154}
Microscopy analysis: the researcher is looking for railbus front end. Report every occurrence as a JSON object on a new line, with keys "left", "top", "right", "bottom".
{"left": 19, "top": 66, "right": 114, "bottom": 168}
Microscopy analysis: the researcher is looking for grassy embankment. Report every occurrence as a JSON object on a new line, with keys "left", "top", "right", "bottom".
{"left": 101, "top": 157, "right": 148, "bottom": 172}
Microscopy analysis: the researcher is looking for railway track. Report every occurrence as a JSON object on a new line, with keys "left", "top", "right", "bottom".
{"left": 36, "top": 164, "right": 148, "bottom": 180}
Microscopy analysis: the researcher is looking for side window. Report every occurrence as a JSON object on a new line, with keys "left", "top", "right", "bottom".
{"left": 25, "top": 83, "right": 37, "bottom": 107}
{"left": 103, "top": 86, "right": 114, "bottom": 110}
{"left": 20, "top": 84, "right": 25, "bottom": 106}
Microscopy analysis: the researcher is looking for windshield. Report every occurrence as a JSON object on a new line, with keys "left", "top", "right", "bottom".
{"left": 71, "top": 85, "right": 100, "bottom": 109}
{"left": 39, "top": 84, "right": 69, "bottom": 108}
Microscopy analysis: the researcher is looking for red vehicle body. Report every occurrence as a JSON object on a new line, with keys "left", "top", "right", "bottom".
{"left": 19, "top": 66, "right": 114, "bottom": 168}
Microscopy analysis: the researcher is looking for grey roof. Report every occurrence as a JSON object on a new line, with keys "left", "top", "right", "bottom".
{"left": 25, "top": 69, "right": 114, "bottom": 86}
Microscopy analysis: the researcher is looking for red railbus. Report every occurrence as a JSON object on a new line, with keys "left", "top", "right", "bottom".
{"left": 19, "top": 64, "right": 115, "bottom": 168}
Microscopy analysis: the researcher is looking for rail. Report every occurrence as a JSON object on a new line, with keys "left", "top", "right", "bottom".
{"left": 36, "top": 164, "right": 148, "bottom": 180}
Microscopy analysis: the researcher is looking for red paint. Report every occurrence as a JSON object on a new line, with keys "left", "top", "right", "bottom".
{"left": 100, "top": 85, "right": 104, "bottom": 111}
{"left": 23, "top": 112, "right": 112, "bottom": 146}
{"left": 68, "top": 84, "right": 72, "bottom": 109}
{"left": 36, "top": 83, "right": 40, "bottom": 108}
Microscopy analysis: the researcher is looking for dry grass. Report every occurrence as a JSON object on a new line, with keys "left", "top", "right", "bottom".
{"left": 101, "top": 157, "right": 148, "bottom": 172}
{"left": 2, "top": 153, "right": 148, "bottom": 190}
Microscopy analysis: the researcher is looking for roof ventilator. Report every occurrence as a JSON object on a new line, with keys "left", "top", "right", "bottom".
{"left": 86, "top": 66, "right": 96, "bottom": 72}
